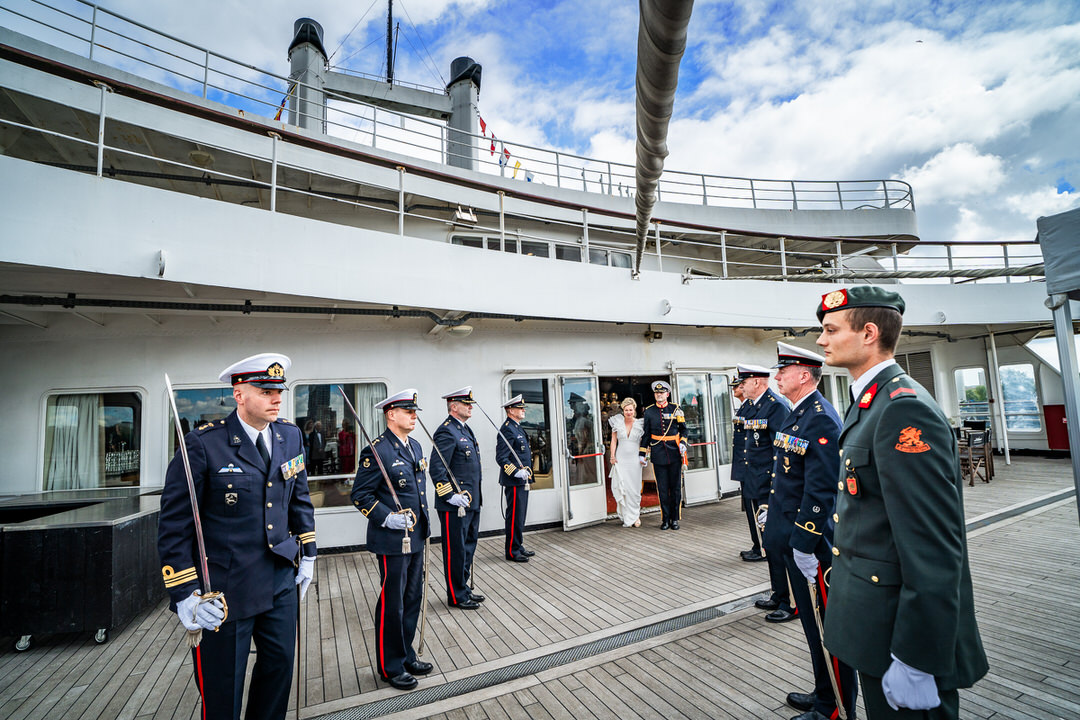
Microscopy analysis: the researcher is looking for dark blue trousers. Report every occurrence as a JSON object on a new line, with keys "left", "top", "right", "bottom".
{"left": 373, "top": 551, "right": 425, "bottom": 678}
{"left": 440, "top": 510, "right": 471, "bottom": 605}
{"left": 742, "top": 491, "right": 762, "bottom": 552}
{"left": 761, "top": 506, "right": 794, "bottom": 611}
{"left": 462, "top": 507, "right": 480, "bottom": 587}
{"left": 191, "top": 563, "right": 296, "bottom": 720}
{"left": 653, "top": 461, "right": 682, "bottom": 524}
{"left": 503, "top": 485, "right": 529, "bottom": 559}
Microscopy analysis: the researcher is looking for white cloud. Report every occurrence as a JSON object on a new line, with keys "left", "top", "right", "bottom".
{"left": 1005, "top": 187, "right": 1080, "bottom": 220}
{"left": 898, "top": 144, "right": 1006, "bottom": 205}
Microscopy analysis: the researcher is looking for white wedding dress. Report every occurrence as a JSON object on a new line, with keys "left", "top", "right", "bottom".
{"left": 609, "top": 416, "right": 644, "bottom": 527}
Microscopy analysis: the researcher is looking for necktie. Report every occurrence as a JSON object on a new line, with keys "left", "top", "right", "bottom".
{"left": 256, "top": 432, "right": 271, "bottom": 470}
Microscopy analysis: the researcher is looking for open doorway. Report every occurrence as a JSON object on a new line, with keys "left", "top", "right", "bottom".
{"left": 598, "top": 374, "right": 669, "bottom": 516}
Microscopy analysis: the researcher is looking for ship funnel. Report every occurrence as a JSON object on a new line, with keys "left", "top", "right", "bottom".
{"left": 446, "top": 57, "right": 482, "bottom": 171}
{"left": 288, "top": 18, "right": 327, "bottom": 132}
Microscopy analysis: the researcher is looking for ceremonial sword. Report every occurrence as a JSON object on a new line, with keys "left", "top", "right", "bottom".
{"left": 809, "top": 569, "right": 848, "bottom": 720}
{"left": 472, "top": 400, "right": 532, "bottom": 523}
{"left": 164, "top": 373, "right": 227, "bottom": 648}
{"left": 337, "top": 386, "right": 415, "bottom": 553}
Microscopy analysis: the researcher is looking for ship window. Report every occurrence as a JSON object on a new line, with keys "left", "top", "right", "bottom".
{"left": 676, "top": 374, "right": 712, "bottom": 470}
{"left": 293, "top": 382, "right": 388, "bottom": 508}
{"left": 955, "top": 367, "right": 990, "bottom": 425}
{"left": 589, "top": 248, "right": 609, "bottom": 265}
{"left": 556, "top": 245, "right": 582, "bottom": 262}
{"left": 520, "top": 240, "right": 550, "bottom": 258}
{"left": 507, "top": 378, "right": 554, "bottom": 491}
{"left": 451, "top": 235, "right": 483, "bottom": 249}
{"left": 998, "top": 363, "right": 1041, "bottom": 432}
{"left": 43, "top": 391, "right": 143, "bottom": 490}
{"left": 166, "top": 387, "right": 237, "bottom": 459}
{"left": 611, "top": 252, "right": 632, "bottom": 269}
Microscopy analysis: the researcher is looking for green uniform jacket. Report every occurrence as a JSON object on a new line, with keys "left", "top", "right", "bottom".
{"left": 823, "top": 363, "right": 988, "bottom": 688}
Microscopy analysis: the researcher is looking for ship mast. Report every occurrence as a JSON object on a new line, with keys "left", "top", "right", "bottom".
{"left": 386, "top": 0, "right": 394, "bottom": 84}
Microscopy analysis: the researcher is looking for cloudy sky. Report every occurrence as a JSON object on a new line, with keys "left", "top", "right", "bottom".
{"left": 9, "top": 0, "right": 1080, "bottom": 245}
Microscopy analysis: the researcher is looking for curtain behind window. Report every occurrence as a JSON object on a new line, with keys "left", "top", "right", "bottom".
{"left": 44, "top": 394, "right": 102, "bottom": 490}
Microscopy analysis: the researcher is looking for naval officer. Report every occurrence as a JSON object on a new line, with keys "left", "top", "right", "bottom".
{"left": 638, "top": 380, "right": 687, "bottom": 529}
{"left": 816, "top": 286, "right": 988, "bottom": 718}
{"left": 496, "top": 394, "right": 535, "bottom": 562}
{"left": 730, "top": 368, "right": 759, "bottom": 561}
{"left": 158, "top": 353, "right": 316, "bottom": 720}
{"left": 765, "top": 342, "right": 856, "bottom": 720}
{"left": 350, "top": 389, "right": 432, "bottom": 690}
{"left": 430, "top": 386, "right": 484, "bottom": 609}
{"left": 739, "top": 363, "right": 796, "bottom": 622}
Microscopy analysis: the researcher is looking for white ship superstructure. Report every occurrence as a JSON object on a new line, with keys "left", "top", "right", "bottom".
{"left": 0, "top": 0, "right": 1064, "bottom": 551}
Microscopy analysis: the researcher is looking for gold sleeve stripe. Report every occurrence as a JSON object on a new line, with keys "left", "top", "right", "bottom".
{"left": 503, "top": 464, "right": 516, "bottom": 474}
{"left": 297, "top": 532, "right": 316, "bottom": 542}
{"left": 435, "top": 482, "right": 453, "bottom": 496}
{"left": 795, "top": 521, "right": 822, "bottom": 535}
{"left": 300, "top": 536, "right": 316, "bottom": 545}
{"left": 359, "top": 500, "right": 379, "bottom": 517}
{"left": 162, "top": 566, "right": 198, "bottom": 588}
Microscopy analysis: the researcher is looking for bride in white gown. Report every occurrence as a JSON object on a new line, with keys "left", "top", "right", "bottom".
{"left": 608, "top": 397, "right": 644, "bottom": 527}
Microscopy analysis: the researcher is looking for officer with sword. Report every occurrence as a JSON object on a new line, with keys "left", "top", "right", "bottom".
{"left": 474, "top": 394, "right": 535, "bottom": 562}
{"left": 158, "top": 353, "right": 316, "bottom": 720}
{"left": 349, "top": 389, "right": 432, "bottom": 691}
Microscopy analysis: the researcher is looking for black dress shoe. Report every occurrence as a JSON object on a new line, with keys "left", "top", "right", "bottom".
{"left": 670, "top": 521, "right": 680, "bottom": 530}
{"left": 660, "top": 521, "right": 670, "bottom": 530}
{"left": 765, "top": 608, "right": 799, "bottom": 623}
{"left": 451, "top": 599, "right": 480, "bottom": 610}
{"left": 789, "top": 711, "right": 830, "bottom": 720}
{"left": 521, "top": 549, "right": 536, "bottom": 557}
{"left": 383, "top": 672, "right": 417, "bottom": 690}
{"left": 740, "top": 549, "right": 761, "bottom": 560}
{"left": 469, "top": 593, "right": 485, "bottom": 602}
{"left": 741, "top": 551, "right": 766, "bottom": 562}
{"left": 786, "top": 692, "right": 815, "bottom": 711}
{"left": 755, "top": 598, "right": 780, "bottom": 611}
{"left": 405, "top": 660, "right": 433, "bottom": 676}
{"left": 509, "top": 555, "right": 529, "bottom": 563}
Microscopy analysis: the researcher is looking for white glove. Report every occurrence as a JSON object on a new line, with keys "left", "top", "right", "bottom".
{"left": 756, "top": 505, "right": 768, "bottom": 527}
{"left": 793, "top": 549, "right": 819, "bottom": 580}
{"left": 882, "top": 655, "right": 941, "bottom": 711}
{"left": 295, "top": 556, "right": 315, "bottom": 600}
{"left": 383, "top": 513, "right": 409, "bottom": 530}
{"left": 679, "top": 443, "right": 687, "bottom": 455}
{"left": 448, "top": 493, "right": 469, "bottom": 508}
{"left": 176, "top": 591, "right": 225, "bottom": 632}
{"left": 514, "top": 468, "right": 530, "bottom": 481}
{"left": 639, "top": 457, "right": 648, "bottom": 467}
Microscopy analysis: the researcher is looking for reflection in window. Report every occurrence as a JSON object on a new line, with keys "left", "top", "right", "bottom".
{"left": 955, "top": 367, "right": 990, "bottom": 425}
{"left": 508, "top": 378, "right": 554, "bottom": 491}
{"left": 294, "top": 382, "right": 387, "bottom": 508}
{"left": 999, "top": 363, "right": 1041, "bottom": 431}
{"left": 563, "top": 378, "right": 600, "bottom": 488}
{"left": 677, "top": 374, "right": 712, "bottom": 470}
{"left": 169, "top": 386, "right": 237, "bottom": 458}
{"left": 44, "top": 391, "right": 142, "bottom": 490}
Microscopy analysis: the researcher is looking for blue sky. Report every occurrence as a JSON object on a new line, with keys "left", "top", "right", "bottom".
{"left": 7, "top": 0, "right": 1080, "bottom": 245}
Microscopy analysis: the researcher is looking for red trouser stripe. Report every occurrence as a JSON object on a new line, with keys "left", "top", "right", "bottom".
{"left": 443, "top": 511, "right": 457, "bottom": 605}
{"left": 378, "top": 555, "right": 388, "bottom": 676}
{"left": 817, "top": 572, "right": 845, "bottom": 716}
{"left": 508, "top": 487, "right": 518, "bottom": 557}
{"left": 195, "top": 645, "right": 206, "bottom": 720}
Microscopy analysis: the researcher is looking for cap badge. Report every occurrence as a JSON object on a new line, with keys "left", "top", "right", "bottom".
{"left": 267, "top": 363, "right": 285, "bottom": 378}
{"left": 823, "top": 290, "right": 847, "bottom": 310}
{"left": 895, "top": 426, "right": 931, "bottom": 454}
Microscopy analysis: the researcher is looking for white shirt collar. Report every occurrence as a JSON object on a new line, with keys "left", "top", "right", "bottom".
{"left": 238, "top": 415, "right": 271, "bottom": 449}
{"left": 789, "top": 390, "right": 816, "bottom": 412}
{"left": 851, "top": 359, "right": 899, "bottom": 402}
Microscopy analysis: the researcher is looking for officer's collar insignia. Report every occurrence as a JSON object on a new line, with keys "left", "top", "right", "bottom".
{"left": 858, "top": 384, "right": 878, "bottom": 408}
{"left": 232, "top": 435, "right": 241, "bottom": 444}
{"left": 363, "top": 457, "right": 371, "bottom": 468}
{"left": 895, "top": 426, "right": 931, "bottom": 454}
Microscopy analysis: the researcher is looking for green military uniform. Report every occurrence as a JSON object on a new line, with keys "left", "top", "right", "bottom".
{"left": 818, "top": 287, "right": 988, "bottom": 719}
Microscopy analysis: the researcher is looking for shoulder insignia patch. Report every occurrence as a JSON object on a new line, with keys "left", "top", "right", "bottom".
{"left": 279, "top": 417, "right": 293, "bottom": 425}
{"left": 859, "top": 383, "right": 878, "bottom": 408}
{"left": 890, "top": 386, "right": 917, "bottom": 400}
{"left": 197, "top": 422, "right": 213, "bottom": 431}
{"left": 895, "top": 426, "right": 931, "bottom": 453}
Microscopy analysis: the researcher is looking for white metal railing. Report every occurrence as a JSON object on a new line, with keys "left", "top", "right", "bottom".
{"left": 2, "top": 0, "right": 915, "bottom": 212}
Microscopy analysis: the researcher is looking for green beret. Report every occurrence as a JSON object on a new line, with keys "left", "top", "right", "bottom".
{"left": 816, "top": 286, "right": 906, "bottom": 322}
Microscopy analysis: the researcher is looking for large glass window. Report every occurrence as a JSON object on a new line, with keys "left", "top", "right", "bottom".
{"left": 294, "top": 382, "right": 387, "bottom": 508}
{"left": 168, "top": 386, "right": 237, "bottom": 458}
{"left": 44, "top": 391, "right": 143, "bottom": 490}
{"left": 820, "top": 374, "right": 851, "bottom": 415}
{"left": 677, "top": 374, "right": 712, "bottom": 470}
{"left": 999, "top": 363, "right": 1041, "bottom": 431}
{"left": 709, "top": 373, "right": 732, "bottom": 466}
{"left": 508, "top": 378, "right": 554, "bottom": 491}
{"left": 955, "top": 367, "right": 991, "bottom": 425}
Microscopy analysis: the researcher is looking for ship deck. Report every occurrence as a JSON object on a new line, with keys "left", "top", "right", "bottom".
{"left": 1, "top": 456, "right": 1076, "bottom": 720}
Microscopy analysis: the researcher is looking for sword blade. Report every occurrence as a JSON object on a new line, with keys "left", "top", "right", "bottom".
{"left": 165, "top": 373, "right": 213, "bottom": 592}
{"left": 474, "top": 400, "right": 528, "bottom": 471}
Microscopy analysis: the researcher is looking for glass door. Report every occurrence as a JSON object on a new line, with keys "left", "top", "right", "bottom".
{"left": 560, "top": 376, "right": 607, "bottom": 529}
{"left": 675, "top": 373, "right": 718, "bottom": 504}
{"left": 709, "top": 371, "right": 738, "bottom": 494}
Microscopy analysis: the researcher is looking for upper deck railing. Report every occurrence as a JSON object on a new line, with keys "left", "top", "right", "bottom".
{"left": 0, "top": 0, "right": 914, "bottom": 212}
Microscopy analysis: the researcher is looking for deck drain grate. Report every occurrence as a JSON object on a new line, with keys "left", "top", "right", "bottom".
{"left": 312, "top": 593, "right": 763, "bottom": 719}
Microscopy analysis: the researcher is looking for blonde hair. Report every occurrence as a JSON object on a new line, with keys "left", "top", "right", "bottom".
{"left": 620, "top": 397, "right": 637, "bottom": 410}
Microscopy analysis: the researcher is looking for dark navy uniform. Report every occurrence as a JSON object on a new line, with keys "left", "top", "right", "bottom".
{"left": 351, "top": 427, "right": 431, "bottom": 681}
{"left": 496, "top": 412, "right": 533, "bottom": 561}
{"left": 158, "top": 410, "right": 315, "bottom": 720}
{"left": 763, "top": 388, "right": 856, "bottom": 718}
{"left": 743, "top": 385, "right": 791, "bottom": 608}
{"left": 731, "top": 396, "right": 755, "bottom": 550}
{"left": 430, "top": 414, "right": 483, "bottom": 605}
{"left": 639, "top": 394, "right": 687, "bottom": 527}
